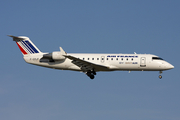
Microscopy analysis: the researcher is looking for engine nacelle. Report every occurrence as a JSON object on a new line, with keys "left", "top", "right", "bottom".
{"left": 52, "top": 51, "right": 65, "bottom": 61}
{"left": 41, "top": 47, "right": 66, "bottom": 62}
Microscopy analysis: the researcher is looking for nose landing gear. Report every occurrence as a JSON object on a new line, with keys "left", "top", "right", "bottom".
{"left": 159, "top": 71, "right": 162, "bottom": 79}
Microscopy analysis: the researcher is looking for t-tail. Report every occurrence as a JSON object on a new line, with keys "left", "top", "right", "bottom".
{"left": 8, "top": 35, "right": 41, "bottom": 55}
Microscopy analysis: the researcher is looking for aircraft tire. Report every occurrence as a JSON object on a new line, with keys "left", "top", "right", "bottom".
{"left": 159, "top": 75, "right": 162, "bottom": 79}
{"left": 90, "top": 75, "right": 95, "bottom": 79}
{"left": 92, "top": 71, "right": 96, "bottom": 75}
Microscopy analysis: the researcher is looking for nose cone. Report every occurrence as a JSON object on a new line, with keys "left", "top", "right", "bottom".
{"left": 168, "top": 64, "right": 174, "bottom": 69}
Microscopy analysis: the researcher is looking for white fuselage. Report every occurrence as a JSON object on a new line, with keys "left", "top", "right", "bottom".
{"left": 9, "top": 35, "right": 174, "bottom": 79}
{"left": 23, "top": 53, "right": 174, "bottom": 72}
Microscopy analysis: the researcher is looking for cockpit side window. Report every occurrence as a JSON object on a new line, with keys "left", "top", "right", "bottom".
{"left": 152, "top": 57, "right": 164, "bottom": 60}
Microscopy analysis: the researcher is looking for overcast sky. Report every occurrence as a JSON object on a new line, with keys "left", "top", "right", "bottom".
{"left": 1, "top": 0, "right": 180, "bottom": 120}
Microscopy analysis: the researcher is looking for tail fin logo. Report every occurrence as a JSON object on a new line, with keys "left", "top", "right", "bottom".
{"left": 21, "top": 40, "right": 39, "bottom": 54}
{"left": 16, "top": 42, "right": 28, "bottom": 55}
{"left": 17, "top": 40, "right": 40, "bottom": 55}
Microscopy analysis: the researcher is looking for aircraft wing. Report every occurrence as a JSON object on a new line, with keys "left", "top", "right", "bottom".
{"left": 64, "top": 55, "right": 109, "bottom": 72}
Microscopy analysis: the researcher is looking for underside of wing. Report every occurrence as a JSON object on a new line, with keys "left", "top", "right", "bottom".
{"left": 64, "top": 55, "right": 109, "bottom": 72}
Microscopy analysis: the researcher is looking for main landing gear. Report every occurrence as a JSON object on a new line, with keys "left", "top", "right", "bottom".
{"left": 86, "top": 70, "right": 96, "bottom": 79}
{"left": 159, "top": 71, "right": 162, "bottom": 79}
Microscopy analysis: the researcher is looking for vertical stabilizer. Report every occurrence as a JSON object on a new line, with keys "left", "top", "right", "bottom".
{"left": 8, "top": 35, "right": 41, "bottom": 55}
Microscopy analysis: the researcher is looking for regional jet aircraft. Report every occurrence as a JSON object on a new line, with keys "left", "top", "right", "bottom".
{"left": 9, "top": 35, "right": 174, "bottom": 79}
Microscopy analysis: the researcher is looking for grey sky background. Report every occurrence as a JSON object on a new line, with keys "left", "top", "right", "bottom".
{"left": 1, "top": 0, "right": 180, "bottom": 120}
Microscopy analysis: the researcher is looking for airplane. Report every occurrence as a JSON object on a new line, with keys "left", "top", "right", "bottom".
{"left": 9, "top": 35, "right": 174, "bottom": 79}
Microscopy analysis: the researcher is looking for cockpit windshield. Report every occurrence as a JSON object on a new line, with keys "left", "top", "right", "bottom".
{"left": 152, "top": 57, "right": 164, "bottom": 60}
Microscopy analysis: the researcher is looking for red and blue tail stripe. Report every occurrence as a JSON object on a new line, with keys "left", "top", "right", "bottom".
{"left": 17, "top": 40, "right": 40, "bottom": 55}
{"left": 23, "top": 41, "right": 39, "bottom": 53}
{"left": 16, "top": 42, "right": 28, "bottom": 55}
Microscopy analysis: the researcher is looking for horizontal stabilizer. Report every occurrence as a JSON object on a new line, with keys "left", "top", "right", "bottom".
{"left": 8, "top": 35, "right": 28, "bottom": 42}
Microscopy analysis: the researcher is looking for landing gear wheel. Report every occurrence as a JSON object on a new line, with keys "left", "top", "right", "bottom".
{"left": 86, "top": 71, "right": 96, "bottom": 79}
{"left": 90, "top": 75, "right": 95, "bottom": 79}
{"left": 92, "top": 71, "right": 96, "bottom": 75}
{"left": 159, "top": 75, "right": 162, "bottom": 79}
{"left": 86, "top": 72, "right": 91, "bottom": 77}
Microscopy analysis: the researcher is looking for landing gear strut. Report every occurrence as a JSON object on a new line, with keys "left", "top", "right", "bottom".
{"left": 159, "top": 71, "right": 162, "bottom": 79}
{"left": 86, "top": 70, "right": 96, "bottom": 79}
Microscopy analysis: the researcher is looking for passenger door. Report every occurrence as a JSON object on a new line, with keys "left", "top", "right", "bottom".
{"left": 140, "top": 57, "right": 146, "bottom": 67}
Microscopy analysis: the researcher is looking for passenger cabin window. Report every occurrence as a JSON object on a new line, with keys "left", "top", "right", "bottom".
{"left": 92, "top": 58, "right": 94, "bottom": 60}
{"left": 107, "top": 58, "right": 108, "bottom": 60}
{"left": 152, "top": 57, "right": 164, "bottom": 60}
{"left": 97, "top": 58, "right": 99, "bottom": 60}
{"left": 88, "top": 58, "right": 89, "bottom": 60}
